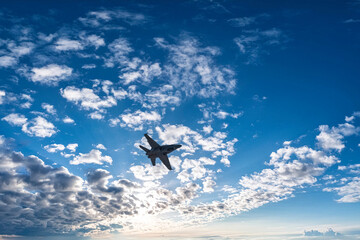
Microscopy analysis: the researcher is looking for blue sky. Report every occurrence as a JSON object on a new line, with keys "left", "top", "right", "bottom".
{"left": 1, "top": 0, "right": 360, "bottom": 239}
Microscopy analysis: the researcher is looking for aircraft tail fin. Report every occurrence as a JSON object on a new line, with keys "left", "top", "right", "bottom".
{"left": 139, "top": 145, "right": 150, "bottom": 153}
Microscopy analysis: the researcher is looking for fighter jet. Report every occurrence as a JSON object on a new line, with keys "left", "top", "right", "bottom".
{"left": 139, "top": 134, "right": 182, "bottom": 170}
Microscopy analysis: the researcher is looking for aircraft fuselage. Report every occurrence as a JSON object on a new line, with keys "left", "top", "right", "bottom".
{"left": 146, "top": 145, "right": 182, "bottom": 158}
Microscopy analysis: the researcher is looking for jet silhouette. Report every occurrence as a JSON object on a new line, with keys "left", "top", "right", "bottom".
{"left": 139, "top": 134, "right": 181, "bottom": 170}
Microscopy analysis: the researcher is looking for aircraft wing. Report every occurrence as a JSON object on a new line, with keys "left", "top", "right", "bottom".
{"left": 151, "top": 157, "right": 156, "bottom": 166}
{"left": 144, "top": 134, "right": 160, "bottom": 148}
{"left": 159, "top": 154, "right": 172, "bottom": 170}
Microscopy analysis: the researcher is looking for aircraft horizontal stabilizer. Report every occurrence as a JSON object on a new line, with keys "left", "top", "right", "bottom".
{"left": 139, "top": 145, "right": 150, "bottom": 153}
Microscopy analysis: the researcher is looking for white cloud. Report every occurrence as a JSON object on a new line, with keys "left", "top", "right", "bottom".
{"left": 111, "top": 87, "right": 128, "bottom": 100}
{"left": 9, "top": 41, "right": 34, "bottom": 56}
{"left": 0, "top": 90, "right": 5, "bottom": 104}
{"left": 119, "top": 63, "right": 162, "bottom": 85}
{"left": 89, "top": 111, "right": 104, "bottom": 120}
{"left": 66, "top": 143, "right": 78, "bottom": 152}
{"left": 2, "top": 113, "right": 27, "bottom": 126}
{"left": 316, "top": 123, "right": 360, "bottom": 152}
{"left": 21, "top": 116, "right": 57, "bottom": 137}
{"left": 61, "top": 86, "right": 117, "bottom": 111}
{"left": 143, "top": 84, "right": 181, "bottom": 108}
{"left": 345, "top": 115, "right": 355, "bottom": 122}
{"left": 130, "top": 164, "right": 169, "bottom": 181}
{"left": 82, "top": 34, "right": 105, "bottom": 49}
{"left": 105, "top": 37, "right": 133, "bottom": 67}
{"left": 96, "top": 144, "right": 106, "bottom": 150}
{"left": 202, "top": 176, "right": 216, "bottom": 193}
{"left": 119, "top": 110, "right": 161, "bottom": 130}
{"left": 0, "top": 56, "right": 18, "bottom": 68}
{"left": 82, "top": 64, "right": 96, "bottom": 69}
{"left": 63, "top": 116, "right": 75, "bottom": 124}
{"left": 203, "top": 125, "right": 213, "bottom": 134}
{"left": 54, "top": 38, "right": 84, "bottom": 51}
{"left": 155, "top": 36, "right": 236, "bottom": 98}
{"left": 156, "top": 124, "right": 237, "bottom": 167}
{"left": 70, "top": 149, "right": 112, "bottom": 165}
{"left": 324, "top": 177, "right": 360, "bottom": 203}
{"left": 44, "top": 144, "right": 65, "bottom": 153}
{"left": 41, "top": 103, "right": 56, "bottom": 115}
{"left": 30, "top": 64, "right": 73, "bottom": 85}
{"left": 213, "top": 110, "right": 243, "bottom": 119}
{"left": 3, "top": 114, "right": 57, "bottom": 138}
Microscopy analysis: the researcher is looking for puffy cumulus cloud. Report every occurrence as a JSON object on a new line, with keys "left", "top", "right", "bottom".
{"left": 118, "top": 110, "right": 161, "bottom": 130}
{"left": 89, "top": 111, "right": 104, "bottom": 120}
{"left": 2, "top": 114, "right": 56, "bottom": 138}
{"left": 202, "top": 176, "right": 216, "bottom": 193}
{"left": 234, "top": 28, "right": 286, "bottom": 64}
{"left": 324, "top": 177, "right": 360, "bottom": 203}
{"left": 177, "top": 157, "right": 216, "bottom": 183}
{"left": 44, "top": 143, "right": 65, "bottom": 153}
{"left": 41, "top": 103, "right": 56, "bottom": 115}
{"left": 30, "top": 64, "right": 73, "bottom": 86}
{"left": 155, "top": 36, "right": 236, "bottom": 98}
{"left": 0, "top": 145, "right": 142, "bottom": 236}
{"left": 22, "top": 116, "right": 57, "bottom": 137}
{"left": 2, "top": 113, "right": 28, "bottom": 126}
{"left": 61, "top": 86, "right": 117, "bottom": 111}
{"left": 66, "top": 143, "right": 78, "bottom": 152}
{"left": 62, "top": 116, "right": 75, "bottom": 124}
{"left": 130, "top": 163, "right": 170, "bottom": 181}
{"left": 316, "top": 123, "right": 360, "bottom": 152}
{"left": 70, "top": 149, "right": 112, "bottom": 165}
{"left": 95, "top": 143, "right": 107, "bottom": 150}
{"left": 155, "top": 124, "right": 237, "bottom": 166}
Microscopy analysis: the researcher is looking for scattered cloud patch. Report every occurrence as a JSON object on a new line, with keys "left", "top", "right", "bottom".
{"left": 2, "top": 113, "right": 28, "bottom": 126}
{"left": 61, "top": 86, "right": 117, "bottom": 111}
{"left": 41, "top": 103, "right": 56, "bottom": 115}
{"left": 155, "top": 36, "right": 236, "bottom": 98}
{"left": 63, "top": 116, "right": 75, "bottom": 124}
{"left": 316, "top": 123, "right": 359, "bottom": 152}
{"left": 67, "top": 143, "right": 78, "bottom": 152}
{"left": 118, "top": 110, "right": 161, "bottom": 130}
{"left": 96, "top": 144, "right": 107, "bottom": 150}
{"left": 21, "top": 116, "right": 57, "bottom": 137}
{"left": 54, "top": 38, "right": 84, "bottom": 51}
{"left": 70, "top": 149, "right": 112, "bottom": 165}
{"left": 44, "top": 143, "right": 65, "bottom": 153}
{"left": 30, "top": 64, "right": 73, "bottom": 86}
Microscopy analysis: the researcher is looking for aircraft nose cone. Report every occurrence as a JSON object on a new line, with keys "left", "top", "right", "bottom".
{"left": 176, "top": 144, "right": 182, "bottom": 149}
